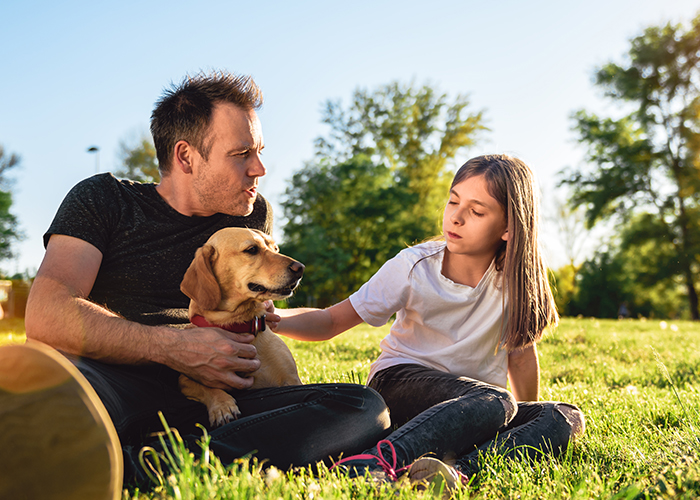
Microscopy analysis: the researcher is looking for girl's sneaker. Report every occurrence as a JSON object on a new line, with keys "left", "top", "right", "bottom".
{"left": 407, "top": 456, "right": 467, "bottom": 497}
{"left": 333, "top": 439, "right": 466, "bottom": 497}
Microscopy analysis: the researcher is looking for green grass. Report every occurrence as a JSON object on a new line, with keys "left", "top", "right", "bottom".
{"left": 4, "top": 317, "right": 700, "bottom": 499}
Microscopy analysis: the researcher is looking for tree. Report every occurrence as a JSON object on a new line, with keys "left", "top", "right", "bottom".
{"left": 565, "top": 216, "right": 687, "bottom": 319}
{"left": 281, "top": 81, "right": 485, "bottom": 306}
{"left": 560, "top": 13, "right": 700, "bottom": 319}
{"left": 567, "top": 249, "right": 630, "bottom": 319}
{"left": 115, "top": 135, "right": 160, "bottom": 183}
{"left": 281, "top": 156, "right": 421, "bottom": 307}
{"left": 314, "top": 80, "right": 485, "bottom": 236}
{"left": 0, "top": 145, "right": 23, "bottom": 262}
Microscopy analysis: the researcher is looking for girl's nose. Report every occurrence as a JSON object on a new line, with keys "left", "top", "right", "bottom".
{"left": 450, "top": 208, "right": 464, "bottom": 225}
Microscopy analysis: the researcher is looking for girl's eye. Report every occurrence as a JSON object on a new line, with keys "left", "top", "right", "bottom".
{"left": 472, "top": 210, "right": 484, "bottom": 217}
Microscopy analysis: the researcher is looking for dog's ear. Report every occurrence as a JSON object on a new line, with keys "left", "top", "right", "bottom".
{"left": 180, "top": 244, "right": 221, "bottom": 311}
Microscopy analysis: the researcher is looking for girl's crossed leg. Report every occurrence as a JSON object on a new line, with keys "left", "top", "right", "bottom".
{"left": 368, "top": 363, "right": 584, "bottom": 470}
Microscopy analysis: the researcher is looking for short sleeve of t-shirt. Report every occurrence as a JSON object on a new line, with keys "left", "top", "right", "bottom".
{"left": 349, "top": 248, "right": 417, "bottom": 327}
{"left": 43, "top": 173, "right": 273, "bottom": 326}
{"left": 45, "top": 174, "right": 123, "bottom": 253}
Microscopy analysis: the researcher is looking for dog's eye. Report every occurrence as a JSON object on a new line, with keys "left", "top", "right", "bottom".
{"left": 244, "top": 245, "right": 259, "bottom": 255}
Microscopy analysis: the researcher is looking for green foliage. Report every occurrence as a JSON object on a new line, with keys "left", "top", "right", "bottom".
{"left": 560, "top": 13, "right": 700, "bottom": 319}
{"left": 550, "top": 263, "right": 578, "bottom": 314}
{"left": 557, "top": 214, "right": 688, "bottom": 319}
{"left": 0, "top": 145, "right": 23, "bottom": 263}
{"left": 115, "top": 135, "right": 160, "bottom": 183}
{"left": 281, "top": 81, "right": 484, "bottom": 306}
{"left": 316, "top": 80, "right": 485, "bottom": 227}
{"left": 566, "top": 249, "right": 631, "bottom": 319}
{"left": 280, "top": 156, "right": 426, "bottom": 307}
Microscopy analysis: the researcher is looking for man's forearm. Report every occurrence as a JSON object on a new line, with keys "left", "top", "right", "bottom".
{"left": 25, "top": 274, "right": 261, "bottom": 390}
{"left": 25, "top": 274, "right": 175, "bottom": 365}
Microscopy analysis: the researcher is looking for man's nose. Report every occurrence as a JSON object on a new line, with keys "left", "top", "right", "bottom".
{"left": 249, "top": 153, "right": 266, "bottom": 177}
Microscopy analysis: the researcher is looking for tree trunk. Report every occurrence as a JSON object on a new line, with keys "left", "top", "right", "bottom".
{"left": 677, "top": 207, "right": 699, "bottom": 320}
{"left": 684, "top": 267, "right": 699, "bottom": 320}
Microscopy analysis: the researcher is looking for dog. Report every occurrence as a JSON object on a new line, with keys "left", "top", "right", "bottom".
{"left": 179, "top": 227, "right": 304, "bottom": 427}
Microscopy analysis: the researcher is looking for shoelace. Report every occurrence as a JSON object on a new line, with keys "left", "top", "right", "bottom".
{"left": 331, "top": 439, "right": 411, "bottom": 481}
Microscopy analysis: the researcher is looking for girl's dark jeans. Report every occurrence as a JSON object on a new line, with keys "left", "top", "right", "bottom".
{"left": 366, "top": 363, "right": 585, "bottom": 472}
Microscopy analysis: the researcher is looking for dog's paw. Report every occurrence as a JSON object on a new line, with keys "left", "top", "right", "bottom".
{"left": 208, "top": 395, "right": 241, "bottom": 427}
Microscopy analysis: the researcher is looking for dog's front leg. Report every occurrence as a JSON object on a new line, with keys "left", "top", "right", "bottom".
{"left": 178, "top": 374, "right": 241, "bottom": 427}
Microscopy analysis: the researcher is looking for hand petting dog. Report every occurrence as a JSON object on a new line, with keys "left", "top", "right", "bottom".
{"left": 178, "top": 227, "right": 304, "bottom": 427}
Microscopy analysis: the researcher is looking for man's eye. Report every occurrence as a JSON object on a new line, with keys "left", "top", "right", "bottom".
{"left": 244, "top": 246, "right": 259, "bottom": 255}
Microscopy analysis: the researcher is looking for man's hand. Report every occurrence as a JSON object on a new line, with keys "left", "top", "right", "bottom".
{"left": 161, "top": 327, "right": 262, "bottom": 391}
{"left": 27, "top": 235, "right": 263, "bottom": 392}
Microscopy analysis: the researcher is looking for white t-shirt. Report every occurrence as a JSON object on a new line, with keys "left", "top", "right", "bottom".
{"left": 350, "top": 240, "right": 509, "bottom": 388}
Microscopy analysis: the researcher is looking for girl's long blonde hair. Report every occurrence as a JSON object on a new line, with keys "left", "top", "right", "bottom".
{"left": 450, "top": 154, "right": 558, "bottom": 350}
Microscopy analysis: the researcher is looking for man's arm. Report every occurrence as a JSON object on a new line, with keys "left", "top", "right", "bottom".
{"left": 507, "top": 343, "right": 540, "bottom": 401}
{"left": 25, "top": 234, "right": 261, "bottom": 390}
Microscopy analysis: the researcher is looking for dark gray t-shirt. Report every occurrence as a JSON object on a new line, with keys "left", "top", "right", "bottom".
{"left": 44, "top": 173, "right": 273, "bottom": 327}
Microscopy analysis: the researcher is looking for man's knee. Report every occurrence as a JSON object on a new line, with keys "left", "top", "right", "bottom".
{"left": 319, "top": 384, "right": 391, "bottom": 429}
{"left": 358, "top": 386, "right": 391, "bottom": 433}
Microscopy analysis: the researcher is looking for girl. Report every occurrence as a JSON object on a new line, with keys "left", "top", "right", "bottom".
{"left": 275, "top": 154, "right": 584, "bottom": 475}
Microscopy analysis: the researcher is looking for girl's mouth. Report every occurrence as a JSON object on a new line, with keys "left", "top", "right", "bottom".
{"left": 446, "top": 231, "right": 461, "bottom": 240}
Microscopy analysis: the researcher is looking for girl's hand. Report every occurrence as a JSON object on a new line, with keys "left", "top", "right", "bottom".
{"left": 263, "top": 300, "right": 281, "bottom": 331}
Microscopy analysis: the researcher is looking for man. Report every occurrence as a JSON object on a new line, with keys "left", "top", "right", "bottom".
{"left": 4, "top": 72, "right": 391, "bottom": 497}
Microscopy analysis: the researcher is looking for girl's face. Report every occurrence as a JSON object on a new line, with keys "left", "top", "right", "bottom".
{"left": 442, "top": 174, "right": 508, "bottom": 258}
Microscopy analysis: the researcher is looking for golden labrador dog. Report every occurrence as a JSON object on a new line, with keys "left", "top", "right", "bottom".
{"left": 179, "top": 227, "right": 304, "bottom": 427}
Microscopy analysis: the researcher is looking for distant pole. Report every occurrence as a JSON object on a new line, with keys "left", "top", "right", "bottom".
{"left": 87, "top": 146, "right": 100, "bottom": 173}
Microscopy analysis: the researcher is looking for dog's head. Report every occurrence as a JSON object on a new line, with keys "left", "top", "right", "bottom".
{"left": 180, "top": 228, "right": 304, "bottom": 320}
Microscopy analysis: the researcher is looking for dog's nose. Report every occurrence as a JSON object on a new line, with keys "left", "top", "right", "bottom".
{"left": 289, "top": 261, "right": 305, "bottom": 278}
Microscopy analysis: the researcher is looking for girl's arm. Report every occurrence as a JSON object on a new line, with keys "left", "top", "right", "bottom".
{"left": 507, "top": 343, "right": 540, "bottom": 401}
{"left": 273, "top": 298, "right": 364, "bottom": 341}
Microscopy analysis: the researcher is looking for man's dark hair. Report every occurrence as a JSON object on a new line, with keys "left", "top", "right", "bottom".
{"left": 150, "top": 71, "right": 263, "bottom": 174}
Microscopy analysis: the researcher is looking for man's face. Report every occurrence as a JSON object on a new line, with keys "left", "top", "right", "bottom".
{"left": 190, "top": 102, "right": 266, "bottom": 217}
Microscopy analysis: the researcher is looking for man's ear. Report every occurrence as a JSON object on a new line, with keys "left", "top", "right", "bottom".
{"left": 173, "top": 140, "right": 194, "bottom": 174}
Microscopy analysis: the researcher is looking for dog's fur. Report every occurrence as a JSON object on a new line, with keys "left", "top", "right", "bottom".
{"left": 179, "top": 227, "right": 304, "bottom": 427}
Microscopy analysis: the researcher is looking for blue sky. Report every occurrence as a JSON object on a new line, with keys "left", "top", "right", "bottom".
{"left": 1, "top": 0, "right": 699, "bottom": 275}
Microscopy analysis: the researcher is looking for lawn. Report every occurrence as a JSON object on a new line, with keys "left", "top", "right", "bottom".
{"left": 3, "top": 317, "right": 700, "bottom": 499}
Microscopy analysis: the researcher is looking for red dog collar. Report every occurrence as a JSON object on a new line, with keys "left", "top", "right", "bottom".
{"left": 191, "top": 314, "right": 267, "bottom": 335}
